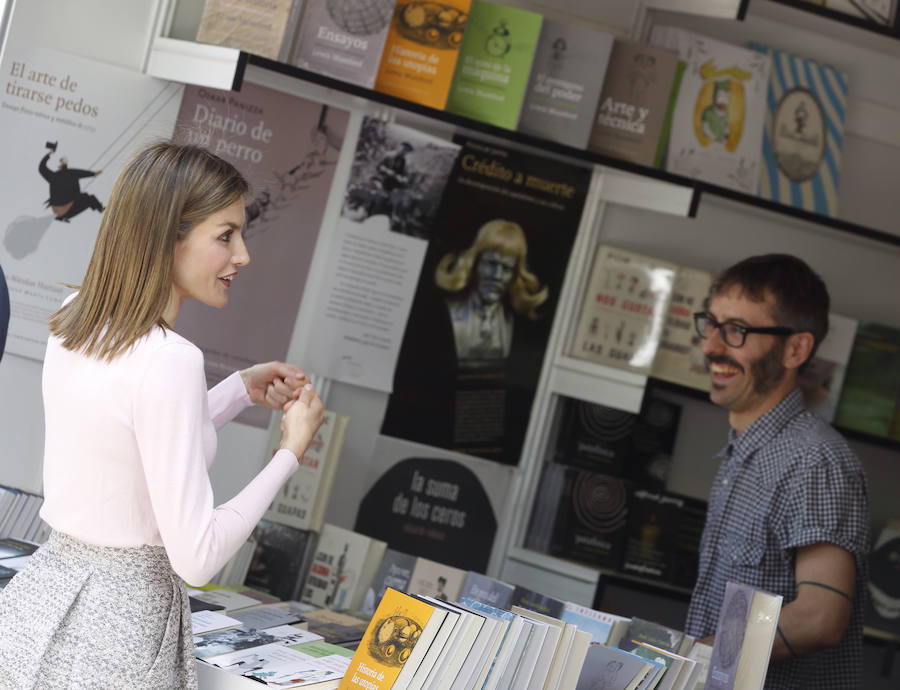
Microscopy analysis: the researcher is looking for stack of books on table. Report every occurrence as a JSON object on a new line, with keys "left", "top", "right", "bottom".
{"left": 335, "top": 576, "right": 782, "bottom": 690}
{"left": 0, "top": 484, "right": 51, "bottom": 545}
{"left": 0, "top": 536, "right": 39, "bottom": 588}
{"left": 190, "top": 583, "right": 365, "bottom": 689}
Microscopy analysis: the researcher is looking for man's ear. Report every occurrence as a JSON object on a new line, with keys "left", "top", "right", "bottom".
{"left": 783, "top": 332, "right": 816, "bottom": 370}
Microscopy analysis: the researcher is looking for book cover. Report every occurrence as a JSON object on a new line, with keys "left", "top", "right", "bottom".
{"left": 407, "top": 556, "right": 466, "bottom": 602}
{"left": 621, "top": 489, "right": 686, "bottom": 582}
{"left": 509, "top": 585, "right": 565, "bottom": 619}
{"left": 705, "top": 582, "right": 752, "bottom": 690}
{"left": 245, "top": 519, "right": 317, "bottom": 601}
{"left": 303, "top": 524, "right": 388, "bottom": 611}
{"left": 516, "top": 19, "right": 614, "bottom": 149}
{"left": 196, "top": 0, "right": 305, "bottom": 61}
{"left": 650, "top": 265, "right": 713, "bottom": 391}
{"left": 360, "top": 549, "right": 418, "bottom": 616}
{"left": 707, "top": 582, "right": 781, "bottom": 690}
{"left": 617, "top": 617, "right": 685, "bottom": 655}
{"left": 340, "top": 588, "right": 441, "bottom": 690}
{"left": 666, "top": 495, "right": 707, "bottom": 590}
{"left": 203, "top": 639, "right": 351, "bottom": 687}
{"left": 265, "top": 411, "right": 348, "bottom": 532}
{"left": 292, "top": 0, "right": 396, "bottom": 88}
{"left": 561, "top": 602, "right": 629, "bottom": 645}
{"left": 303, "top": 609, "right": 371, "bottom": 646}
{"left": 455, "top": 598, "right": 515, "bottom": 690}
{"left": 731, "top": 589, "right": 782, "bottom": 690}
{"left": 797, "top": 313, "right": 858, "bottom": 423}
{"left": 650, "top": 26, "right": 771, "bottom": 195}
{"left": 173, "top": 83, "right": 348, "bottom": 428}
{"left": 445, "top": 0, "right": 543, "bottom": 130}
{"left": 458, "top": 570, "right": 514, "bottom": 609}
{"left": 231, "top": 604, "right": 306, "bottom": 631}
{"left": 374, "top": 0, "right": 471, "bottom": 109}
{"left": 568, "top": 245, "right": 676, "bottom": 374}
{"left": 554, "top": 396, "right": 681, "bottom": 489}
{"left": 587, "top": 39, "right": 683, "bottom": 168}
{"left": 750, "top": 43, "right": 848, "bottom": 217}
{"left": 833, "top": 321, "right": 900, "bottom": 437}
{"left": 574, "top": 643, "right": 653, "bottom": 690}
{"left": 404, "top": 597, "right": 461, "bottom": 690}
{"left": 549, "top": 468, "right": 629, "bottom": 570}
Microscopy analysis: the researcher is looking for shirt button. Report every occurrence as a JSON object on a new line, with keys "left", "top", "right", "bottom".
{"left": 722, "top": 479, "right": 728, "bottom": 485}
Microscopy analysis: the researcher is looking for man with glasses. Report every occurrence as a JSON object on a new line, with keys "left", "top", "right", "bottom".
{"left": 686, "top": 254, "right": 869, "bottom": 689}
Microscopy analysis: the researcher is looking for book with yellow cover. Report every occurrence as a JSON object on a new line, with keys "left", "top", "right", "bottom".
{"left": 340, "top": 587, "right": 445, "bottom": 690}
{"left": 374, "top": 0, "right": 472, "bottom": 110}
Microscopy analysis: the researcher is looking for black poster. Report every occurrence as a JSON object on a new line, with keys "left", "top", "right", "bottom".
{"left": 381, "top": 137, "right": 591, "bottom": 464}
{"left": 354, "top": 457, "right": 497, "bottom": 572}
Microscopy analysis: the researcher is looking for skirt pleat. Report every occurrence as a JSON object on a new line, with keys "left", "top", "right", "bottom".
{"left": 0, "top": 530, "right": 197, "bottom": 689}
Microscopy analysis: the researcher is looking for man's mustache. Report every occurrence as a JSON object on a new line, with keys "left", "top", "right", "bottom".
{"left": 706, "top": 354, "right": 744, "bottom": 372}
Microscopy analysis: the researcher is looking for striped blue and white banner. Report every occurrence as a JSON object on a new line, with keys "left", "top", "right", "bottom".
{"left": 751, "top": 43, "right": 847, "bottom": 217}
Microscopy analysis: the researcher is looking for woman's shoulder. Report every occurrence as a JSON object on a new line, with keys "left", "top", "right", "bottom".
{"left": 133, "top": 326, "right": 202, "bottom": 365}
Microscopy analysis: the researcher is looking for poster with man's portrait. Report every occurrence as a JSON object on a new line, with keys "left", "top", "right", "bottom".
{"left": 381, "top": 137, "right": 591, "bottom": 465}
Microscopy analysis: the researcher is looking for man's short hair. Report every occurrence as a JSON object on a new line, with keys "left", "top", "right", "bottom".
{"left": 710, "top": 253, "right": 829, "bottom": 365}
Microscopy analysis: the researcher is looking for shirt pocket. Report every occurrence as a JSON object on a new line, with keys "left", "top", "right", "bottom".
{"left": 720, "top": 534, "right": 766, "bottom": 587}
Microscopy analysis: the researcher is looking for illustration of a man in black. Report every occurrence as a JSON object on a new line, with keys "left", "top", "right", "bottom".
{"left": 368, "top": 141, "right": 412, "bottom": 217}
{"left": 38, "top": 142, "right": 104, "bottom": 222}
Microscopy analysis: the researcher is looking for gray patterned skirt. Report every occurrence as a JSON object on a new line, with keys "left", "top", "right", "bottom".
{"left": 0, "top": 530, "right": 196, "bottom": 689}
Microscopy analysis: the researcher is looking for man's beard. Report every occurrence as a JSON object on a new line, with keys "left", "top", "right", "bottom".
{"left": 707, "top": 338, "right": 787, "bottom": 396}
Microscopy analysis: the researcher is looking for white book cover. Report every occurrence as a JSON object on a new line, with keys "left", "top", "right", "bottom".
{"left": 561, "top": 601, "right": 630, "bottom": 645}
{"left": 302, "top": 524, "right": 386, "bottom": 611}
{"left": 650, "top": 26, "right": 771, "bottom": 195}
{"left": 798, "top": 312, "right": 858, "bottom": 422}
{"left": 496, "top": 618, "right": 538, "bottom": 690}
{"left": 569, "top": 245, "right": 676, "bottom": 374}
{"left": 510, "top": 606, "right": 563, "bottom": 690}
{"left": 264, "top": 410, "right": 345, "bottom": 531}
{"left": 407, "top": 556, "right": 467, "bottom": 603}
{"left": 0, "top": 40, "right": 182, "bottom": 361}
{"left": 450, "top": 602, "right": 505, "bottom": 690}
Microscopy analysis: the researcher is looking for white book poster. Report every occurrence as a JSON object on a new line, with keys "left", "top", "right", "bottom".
{"left": 569, "top": 245, "right": 676, "bottom": 374}
{"left": 0, "top": 41, "right": 183, "bottom": 361}
{"left": 650, "top": 26, "right": 771, "bottom": 195}
{"left": 304, "top": 117, "right": 460, "bottom": 392}
{"left": 263, "top": 409, "right": 339, "bottom": 530}
{"left": 798, "top": 312, "right": 858, "bottom": 422}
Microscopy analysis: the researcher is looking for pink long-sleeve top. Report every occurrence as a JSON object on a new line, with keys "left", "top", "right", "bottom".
{"left": 39, "top": 319, "right": 298, "bottom": 586}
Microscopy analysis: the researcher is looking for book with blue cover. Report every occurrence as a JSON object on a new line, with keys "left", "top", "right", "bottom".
{"left": 750, "top": 43, "right": 848, "bottom": 217}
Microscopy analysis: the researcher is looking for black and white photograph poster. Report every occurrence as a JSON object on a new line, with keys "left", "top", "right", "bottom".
{"left": 305, "top": 117, "right": 461, "bottom": 392}
{"left": 382, "top": 136, "right": 591, "bottom": 465}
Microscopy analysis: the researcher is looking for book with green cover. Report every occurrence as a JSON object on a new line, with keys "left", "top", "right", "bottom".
{"left": 834, "top": 322, "right": 900, "bottom": 438}
{"left": 444, "top": 0, "right": 542, "bottom": 129}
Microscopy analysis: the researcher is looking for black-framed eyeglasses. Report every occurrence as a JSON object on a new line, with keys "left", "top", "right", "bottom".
{"left": 693, "top": 312, "right": 798, "bottom": 348}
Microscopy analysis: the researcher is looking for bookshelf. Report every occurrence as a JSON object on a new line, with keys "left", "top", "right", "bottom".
{"left": 145, "top": 38, "right": 900, "bottom": 249}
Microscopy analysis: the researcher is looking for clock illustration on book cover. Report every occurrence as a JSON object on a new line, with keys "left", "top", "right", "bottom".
{"left": 485, "top": 20, "right": 511, "bottom": 57}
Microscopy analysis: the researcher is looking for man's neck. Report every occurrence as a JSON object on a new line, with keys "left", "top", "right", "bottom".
{"left": 728, "top": 380, "right": 799, "bottom": 435}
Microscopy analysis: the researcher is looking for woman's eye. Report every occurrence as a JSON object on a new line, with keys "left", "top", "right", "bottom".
{"left": 219, "top": 231, "right": 232, "bottom": 243}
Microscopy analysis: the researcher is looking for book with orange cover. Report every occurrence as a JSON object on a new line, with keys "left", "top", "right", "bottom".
{"left": 374, "top": 0, "right": 472, "bottom": 110}
{"left": 340, "top": 587, "right": 445, "bottom": 690}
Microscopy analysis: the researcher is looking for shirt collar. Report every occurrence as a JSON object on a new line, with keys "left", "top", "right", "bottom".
{"left": 715, "top": 388, "right": 805, "bottom": 464}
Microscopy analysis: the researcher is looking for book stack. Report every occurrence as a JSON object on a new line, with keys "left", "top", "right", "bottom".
{"left": 0, "top": 484, "right": 51, "bottom": 545}
{"left": 190, "top": 582, "right": 358, "bottom": 688}
{"left": 0, "top": 536, "right": 38, "bottom": 588}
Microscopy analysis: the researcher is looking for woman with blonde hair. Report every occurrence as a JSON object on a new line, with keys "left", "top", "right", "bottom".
{"left": 0, "top": 141, "right": 324, "bottom": 688}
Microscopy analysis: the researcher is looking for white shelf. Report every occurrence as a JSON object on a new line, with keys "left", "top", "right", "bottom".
{"left": 548, "top": 357, "right": 648, "bottom": 413}
{"left": 146, "top": 36, "right": 240, "bottom": 89}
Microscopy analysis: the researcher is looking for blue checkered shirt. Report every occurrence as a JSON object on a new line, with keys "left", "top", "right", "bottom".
{"left": 685, "top": 389, "right": 870, "bottom": 689}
